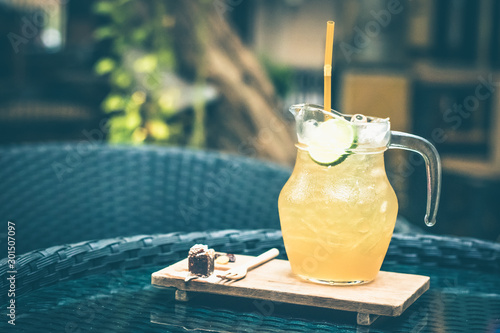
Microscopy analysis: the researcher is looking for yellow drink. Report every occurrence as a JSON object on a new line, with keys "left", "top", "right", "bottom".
{"left": 278, "top": 148, "right": 398, "bottom": 284}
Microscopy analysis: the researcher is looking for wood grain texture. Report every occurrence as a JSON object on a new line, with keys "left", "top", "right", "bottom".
{"left": 152, "top": 254, "right": 429, "bottom": 320}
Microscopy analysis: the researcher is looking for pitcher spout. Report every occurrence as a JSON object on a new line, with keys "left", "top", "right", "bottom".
{"left": 289, "top": 103, "right": 344, "bottom": 120}
{"left": 289, "top": 104, "right": 305, "bottom": 118}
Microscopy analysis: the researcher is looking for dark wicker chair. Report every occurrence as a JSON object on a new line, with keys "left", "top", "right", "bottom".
{"left": 0, "top": 144, "right": 291, "bottom": 254}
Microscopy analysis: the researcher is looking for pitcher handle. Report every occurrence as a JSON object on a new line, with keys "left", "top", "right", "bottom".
{"left": 389, "top": 131, "right": 442, "bottom": 227}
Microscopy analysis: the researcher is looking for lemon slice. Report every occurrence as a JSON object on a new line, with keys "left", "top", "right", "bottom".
{"left": 308, "top": 118, "right": 356, "bottom": 166}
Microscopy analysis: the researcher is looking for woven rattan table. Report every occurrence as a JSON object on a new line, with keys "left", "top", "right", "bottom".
{"left": 1, "top": 229, "right": 499, "bottom": 332}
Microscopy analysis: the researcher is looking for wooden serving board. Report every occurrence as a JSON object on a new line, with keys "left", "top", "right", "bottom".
{"left": 151, "top": 254, "right": 429, "bottom": 326}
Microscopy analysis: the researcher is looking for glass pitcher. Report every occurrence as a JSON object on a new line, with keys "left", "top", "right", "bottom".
{"left": 278, "top": 104, "right": 441, "bottom": 285}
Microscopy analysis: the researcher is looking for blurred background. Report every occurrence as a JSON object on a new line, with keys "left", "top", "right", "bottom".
{"left": 0, "top": 0, "right": 499, "bottom": 241}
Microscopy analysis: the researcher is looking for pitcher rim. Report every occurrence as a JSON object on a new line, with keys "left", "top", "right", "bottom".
{"left": 289, "top": 103, "right": 391, "bottom": 124}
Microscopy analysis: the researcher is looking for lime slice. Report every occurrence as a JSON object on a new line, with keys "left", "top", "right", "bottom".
{"left": 308, "top": 118, "right": 356, "bottom": 166}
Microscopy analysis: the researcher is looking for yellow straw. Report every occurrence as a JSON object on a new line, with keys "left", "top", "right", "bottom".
{"left": 324, "top": 21, "right": 335, "bottom": 112}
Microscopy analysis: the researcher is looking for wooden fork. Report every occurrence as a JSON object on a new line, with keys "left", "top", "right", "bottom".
{"left": 217, "top": 248, "right": 279, "bottom": 281}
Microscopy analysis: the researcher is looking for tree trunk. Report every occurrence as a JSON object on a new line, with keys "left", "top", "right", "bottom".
{"left": 171, "top": 0, "right": 296, "bottom": 166}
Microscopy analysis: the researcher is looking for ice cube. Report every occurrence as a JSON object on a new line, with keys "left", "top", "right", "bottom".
{"left": 297, "top": 119, "right": 319, "bottom": 145}
{"left": 355, "top": 122, "right": 390, "bottom": 148}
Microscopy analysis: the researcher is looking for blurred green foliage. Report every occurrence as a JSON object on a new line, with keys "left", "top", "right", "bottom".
{"left": 93, "top": 0, "right": 191, "bottom": 145}
{"left": 93, "top": 0, "right": 292, "bottom": 146}
{"left": 261, "top": 56, "right": 294, "bottom": 98}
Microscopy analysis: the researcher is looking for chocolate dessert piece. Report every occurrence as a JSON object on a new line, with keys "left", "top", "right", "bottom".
{"left": 215, "top": 252, "right": 236, "bottom": 263}
{"left": 188, "top": 244, "right": 215, "bottom": 278}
